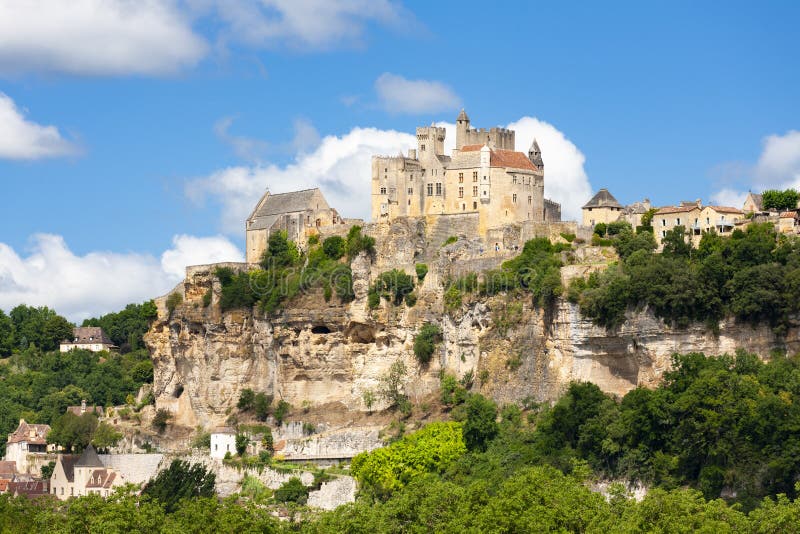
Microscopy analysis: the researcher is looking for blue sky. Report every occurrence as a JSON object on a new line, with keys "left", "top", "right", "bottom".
{"left": 1, "top": 0, "right": 799, "bottom": 319}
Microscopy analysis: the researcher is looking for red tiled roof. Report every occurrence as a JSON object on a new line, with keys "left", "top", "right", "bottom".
{"left": 8, "top": 480, "right": 49, "bottom": 497}
{"left": 86, "top": 469, "right": 117, "bottom": 489}
{"left": 707, "top": 206, "right": 744, "bottom": 214}
{"left": 780, "top": 211, "right": 796, "bottom": 218}
{"left": 655, "top": 206, "right": 699, "bottom": 214}
{"left": 0, "top": 462, "right": 17, "bottom": 477}
{"left": 7, "top": 420, "right": 50, "bottom": 445}
{"left": 459, "top": 145, "right": 538, "bottom": 171}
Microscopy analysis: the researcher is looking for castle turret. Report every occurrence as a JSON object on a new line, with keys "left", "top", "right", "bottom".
{"left": 528, "top": 138, "right": 543, "bottom": 170}
{"left": 455, "top": 109, "right": 470, "bottom": 150}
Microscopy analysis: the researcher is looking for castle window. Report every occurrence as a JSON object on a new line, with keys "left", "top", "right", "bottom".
{"left": 472, "top": 186, "right": 478, "bottom": 197}
{"left": 421, "top": 144, "right": 425, "bottom": 151}
{"left": 473, "top": 202, "right": 477, "bottom": 209}
{"left": 662, "top": 230, "right": 667, "bottom": 238}
{"left": 462, "top": 203, "right": 466, "bottom": 211}
{"left": 473, "top": 172, "right": 478, "bottom": 182}
{"left": 513, "top": 194, "right": 517, "bottom": 203}
{"left": 408, "top": 188, "right": 413, "bottom": 194}
{"left": 706, "top": 217, "right": 710, "bottom": 224}
{"left": 458, "top": 187, "right": 464, "bottom": 198}
{"left": 427, "top": 184, "right": 433, "bottom": 196}
{"left": 528, "top": 196, "right": 532, "bottom": 204}
{"left": 662, "top": 219, "right": 666, "bottom": 227}
{"left": 676, "top": 218, "right": 681, "bottom": 225}
{"left": 459, "top": 173, "right": 463, "bottom": 183}
{"left": 408, "top": 199, "right": 411, "bottom": 205}
{"left": 385, "top": 168, "right": 387, "bottom": 172}
{"left": 435, "top": 183, "right": 442, "bottom": 196}
{"left": 380, "top": 187, "right": 386, "bottom": 195}
{"left": 512, "top": 176, "right": 517, "bottom": 184}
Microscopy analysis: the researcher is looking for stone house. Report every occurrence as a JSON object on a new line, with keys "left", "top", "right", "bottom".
{"left": 210, "top": 427, "right": 237, "bottom": 459}
{"left": 743, "top": 192, "right": 764, "bottom": 214}
{"left": 371, "top": 110, "right": 560, "bottom": 236}
{"left": 4, "top": 419, "right": 53, "bottom": 474}
{"left": 582, "top": 189, "right": 624, "bottom": 227}
{"left": 654, "top": 202, "right": 744, "bottom": 247}
{"left": 60, "top": 327, "right": 116, "bottom": 353}
{"left": 245, "top": 188, "right": 343, "bottom": 264}
{"left": 779, "top": 211, "right": 798, "bottom": 234}
{"left": 66, "top": 400, "right": 104, "bottom": 418}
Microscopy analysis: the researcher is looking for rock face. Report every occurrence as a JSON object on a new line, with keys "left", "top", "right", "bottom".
{"left": 144, "top": 221, "right": 800, "bottom": 429}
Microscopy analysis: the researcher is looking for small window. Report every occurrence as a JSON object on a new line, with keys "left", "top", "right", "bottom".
{"left": 380, "top": 187, "right": 386, "bottom": 195}
{"left": 458, "top": 187, "right": 464, "bottom": 198}
{"left": 472, "top": 186, "right": 478, "bottom": 197}
{"left": 420, "top": 144, "right": 426, "bottom": 151}
{"left": 513, "top": 194, "right": 517, "bottom": 203}
{"left": 458, "top": 172, "right": 464, "bottom": 183}
{"left": 384, "top": 168, "right": 387, "bottom": 172}
{"left": 662, "top": 230, "right": 667, "bottom": 238}
{"left": 676, "top": 218, "right": 681, "bottom": 225}
{"left": 473, "top": 171, "right": 478, "bottom": 182}
{"left": 661, "top": 219, "right": 666, "bottom": 227}
{"left": 427, "top": 184, "right": 433, "bottom": 196}
{"left": 473, "top": 201, "right": 477, "bottom": 209}
{"left": 436, "top": 183, "right": 442, "bottom": 196}
{"left": 408, "top": 188, "right": 413, "bottom": 194}
{"left": 528, "top": 196, "right": 532, "bottom": 204}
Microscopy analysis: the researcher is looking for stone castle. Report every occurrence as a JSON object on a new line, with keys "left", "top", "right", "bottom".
{"left": 371, "top": 110, "right": 561, "bottom": 235}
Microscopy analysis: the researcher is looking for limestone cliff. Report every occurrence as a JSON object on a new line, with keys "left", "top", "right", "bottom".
{"left": 144, "top": 220, "right": 800, "bottom": 429}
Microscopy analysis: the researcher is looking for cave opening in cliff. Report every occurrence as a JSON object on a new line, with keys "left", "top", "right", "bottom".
{"left": 173, "top": 384, "right": 184, "bottom": 398}
{"left": 311, "top": 325, "right": 331, "bottom": 334}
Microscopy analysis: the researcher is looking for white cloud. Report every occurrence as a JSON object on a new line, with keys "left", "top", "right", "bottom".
{"left": 187, "top": 126, "right": 415, "bottom": 232}
{"left": 0, "top": 234, "right": 243, "bottom": 322}
{"left": 214, "top": 116, "right": 271, "bottom": 162}
{"left": 204, "top": 0, "right": 408, "bottom": 51}
{"left": 0, "top": 93, "right": 79, "bottom": 160}
{"left": 710, "top": 130, "right": 800, "bottom": 207}
{"left": 0, "top": 0, "right": 207, "bottom": 76}
{"left": 189, "top": 115, "right": 591, "bottom": 230}
{"left": 375, "top": 73, "right": 461, "bottom": 114}
{"left": 507, "top": 117, "right": 592, "bottom": 221}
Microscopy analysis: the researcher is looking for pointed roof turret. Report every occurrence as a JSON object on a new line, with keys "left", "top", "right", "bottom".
{"left": 76, "top": 444, "right": 103, "bottom": 468}
{"left": 457, "top": 109, "right": 469, "bottom": 123}
{"left": 582, "top": 188, "right": 623, "bottom": 209}
{"left": 528, "top": 138, "right": 543, "bottom": 167}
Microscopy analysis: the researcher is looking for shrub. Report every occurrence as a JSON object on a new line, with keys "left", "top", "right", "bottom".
{"left": 346, "top": 226, "right": 376, "bottom": 259}
{"left": 506, "top": 353, "right": 523, "bottom": 371}
{"left": 165, "top": 293, "right": 183, "bottom": 315}
{"left": 413, "top": 323, "right": 442, "bottom": 365}
{"left": 415, "top": 263, "right": 428, "bottom": 283}
{"left": 593, "top": 223, "right": 608, "bottom": 236}
{"left": 152, "top": 409, "right": 172, "bottom": 433}
{"left": 444, "top": 285, "right": 462, "bottom": 313}
{"left": 303, "top": 422, "right": 316, "bottom": 435}
{"left": 379, "top": 360, "right": 408, "bottom": 408}
{"left": 443, "top": 236, "right": 458, "bottom": 247}
{"left": 322, "top": 236, "right": 346, "bottom": 260}
{"left": 274, "top": 400, "right": 291, "bottom": 426}
{"left": 367, "top": 289, "right": 380, "bottom": 309}
{"left": 404, "top": 292, "right": 417, "bottom": 307}
{"left": 235, "top": 433, "right": 249, "bottom": 456}
{"left": 274, "top": 477, "right": 309, "bottom": 504}
{"left": 261, "top": 230, "right": 300, "bottom": 269}
{"left": 202, "top": 288, "right": 212, "bottom": 308}
{"left": 237, "top": 388, "right": 255, "bottom": 411}
{"left": 307, "top": 234, "right": 320, "bottom": 245}
{"left": 374, "top": 269, "right": 415, "bottom": 305}
{"left": 560, "top": 232, "right": 576, "bottom": 243}
{"left": 254, "top": 393, "right": 273, "bottom": 422}
{"left": 141, "top": 460, "right": 215, "bottom": 513}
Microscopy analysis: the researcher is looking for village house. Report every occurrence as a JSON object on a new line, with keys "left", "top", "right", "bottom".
{"left": 653, "top": 201, "right": 745, "bottom": 246}
{"left": 779, "top": 211, "right": 799, "bottom": 234}
{"left": 4, "top": 419, "right": 55, "bottom": 474}
{"left": 245, "top": 188, "right": 344, "bottom": 264}
{"left": 60, "top": 327, "right": 116, "bottom": 353}
{"left": 743, "top": 192, "right": 764, "bottom": 214}
{"left": 372, "top": 110, "right": 561, "bottom": 237}
{"left": 581, "top": 188, "right": 652, "bottom": 229}
{"left": 66, "top": 400, "right": 104, "bottom": 418}
{"left": 210, "top": 426, "right": 237, "bottom": 459}
{"left": 7, "top": 479, "right": 50, "bottom": 499}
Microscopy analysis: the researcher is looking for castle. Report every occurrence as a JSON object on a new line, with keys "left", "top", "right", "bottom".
{"left": 371, "top": 110, "right": 561, "bottom": 235}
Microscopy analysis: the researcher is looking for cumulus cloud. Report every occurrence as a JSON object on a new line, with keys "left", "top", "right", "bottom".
{"left": 204, "top": 0, "right": 409, "bottom": 51}
{"left": 0, "top": 234, "right": 243, "bottom": 322}
{"left": 506, "top": 117, "right": 592, "bottom": 221}
{"left": 0, "top": 0, "right": 207, "bottom": 76}
{"left": 187, "top": 126, "right": 415, "bottom": 232}
{"left": 375, "top": 73, "right": 461, "bottom": 114}
{"left": 710, "top": 130, "right": 800, "bottom": 207}
{"left": 0, "top": 93, "right": 79, "bottom": 160}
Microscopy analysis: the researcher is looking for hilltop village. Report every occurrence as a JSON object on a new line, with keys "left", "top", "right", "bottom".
{"left": 3, "top": 111, "right": 800, "bottom": 511}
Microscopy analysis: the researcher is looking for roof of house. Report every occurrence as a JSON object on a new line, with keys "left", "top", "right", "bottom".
{"left": 65, "top": 405, "right": 104, "bottom": 417}
{"left": 58, "top": 455, "right": 80, "bottom": 483}
{"left": 76, "top": 444, "right": 103, "bottom": 468}
{"left": 655, "top": 205, "right": 700, "bottom": 215}
{"left": 247, "top": 188, "right": 327, "bottom": 230}
{"left": 211, "top": 426, "right": 236, "bottom": 435}
{"left": 7, "top": 420, "right": 50, "bottom": 445}
{"left": 86, "top": 469, "right": 117, "bottom": 489}
{"left": 707, "top": 206, "right": 744, "bottom": 214}
{"left": 780, "top": 211, "right": 796, "bottom": 218}
{"left": 623, "top": 200, "right": 651, "bottom": 215}
{"left": 8, "top": 480, "right": 49, "bottom": 497}
{"left": 65, "top": 327, "right": 114, "bottom": 346}
{"left": 459, "top": 145, "right": 538, "bottom": 171}
{"left": 746, "top": 192, "right": 763, "bottom": 210}
{"left": 583, "top": 189, "right": 623, "bottom": 209}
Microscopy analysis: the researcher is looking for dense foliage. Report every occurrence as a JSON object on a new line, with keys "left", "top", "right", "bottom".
{"left": 572, "top": 222, "right": 800, "bottom": 331}
{"left": 412, "top": 322, "right": 441, "bottom": 364}
{"left": 82, "top": 301, "right": 158, "bottom": 352}
{"left": 761, "top": 188, "right": 799, "bottom": 211}
{"left": 141, "top": 460, "right": 216, "bottom": 513}
{"left": 217, "top": 230, "right": 356, "bottom": 314}
{"left": 0, "top": 305, "right": 73, "bottom": 355}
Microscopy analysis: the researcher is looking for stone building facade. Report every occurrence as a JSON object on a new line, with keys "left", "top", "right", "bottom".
{"left": 654, "top": 202, "right": 745, "bottom": 247}
{"left": 60, "top": 327, "right": 116, "bottom": 353}
{"left": 371, "top": 110, "right": 560, "bottom": 236}
{"left": 245, "top": 188, "right": 344, "bottom": 264}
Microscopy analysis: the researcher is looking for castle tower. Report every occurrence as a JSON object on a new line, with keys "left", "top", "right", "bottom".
{"left": 455, "top": 109, "right": 470, "bottom": 150}
{"left": 528, "top": 138, "right": 543, "bottom": 170}
{"left": 416, "top": 125, "right": 446, "bottom": 159}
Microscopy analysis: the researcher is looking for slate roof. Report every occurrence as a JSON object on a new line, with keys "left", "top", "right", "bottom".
{"left": 66, "top": 405, "right": 104, "bottom": 417}
{"left": 66, "top": 327, "right": 114, "bottom": 345}
{"left": 76, "top": 444, "right": 103, "bottom": 468}
{"left": 7, "top": 420, "right": 50, "bottom": 445}
{"left": 459, "top": 145, "right": 538, "bottom": 171}
{"left": 58, "top": 455, "right": 80, "bottom": 483}
{"left": 212, "top": 426, "right": 236, "bottom": 435}
{"left": 8, "top": 480, "right": 49, "bottom": 497}
{"left": 86, "top": 469, "right": 116, "bottom": 489}
{"left": 583, "top": 189, "right": 623, "bottom": 209}
{"left": 248, "top": 188, "right": 325, "bottom": 230}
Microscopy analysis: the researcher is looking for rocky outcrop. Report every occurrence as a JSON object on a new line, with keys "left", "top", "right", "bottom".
{"left": 144, "top": 221, "right": 800, "bottom": 429}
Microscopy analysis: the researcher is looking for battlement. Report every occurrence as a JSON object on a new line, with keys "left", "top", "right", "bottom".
{"left": 456, "top": 113, "right": 515, "bottom": 151}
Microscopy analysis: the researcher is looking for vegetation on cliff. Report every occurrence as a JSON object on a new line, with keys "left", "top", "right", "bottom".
{"left": 571, "top": 222, "right": 800, "bottom": 332}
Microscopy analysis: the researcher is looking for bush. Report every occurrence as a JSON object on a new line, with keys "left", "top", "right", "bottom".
{"left": 237, "top": 388, "right": 255, "bottom": 411}
{"left": 322, "top": 236, "right": 346, "bottom": 260}
{"left": 274, "top": 477, "right": 309, "bottom": 504}
{"left": 274, "top": 400, "right": 291, "bottom": 426}
{"left": 560, "top": 232, "right": 576, "bottom": 243}
{"left": 444, "top": 285, "right": 462, "bottom": 313}
{"left": 141, "top": 460, "right": 215, "bottom": 513}
{"left": 345, "top": 226, "right": 376, "bottom": 259}
{"left": 762, "top": 188, "right": 799, "bottom": 211}
{"left": 152, "top": 409, "right": 172, "bottom": 433}
{"left": 235, "top": 433, "right": 249, "bottom": 456}
{"left": 202, "top": 289, "right": 212, "bottom": 308}
{"left": 404, "top": 292, "right": 417, "bottom": 307}
{"left": 415, "top": 263, "right": 428, "bottom": 283}
{"left": 307, "top": 234, "right": 320, "bottom": 245}
{"left": 254, "top": 393, "right": 273, "bottom": 422}
{"left": 593, "top": 223, "right": 607, "bottom": 236}
{"left": 165, "top": 293, "right": 183, "bottom": 315}
{"left": 374, "top": 269, "right": 415, "bottom": 305}
{"left": 443, "top": 236, "right": 458, "bottom": 247}
{"left": 367, "top": 289, "right": 380, "bottom": 309}
{"left": 413, "top": 323, "right": 442, "bottom": 365}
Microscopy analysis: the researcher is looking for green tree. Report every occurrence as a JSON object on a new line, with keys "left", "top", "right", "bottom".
{"left": 274, "top": 477, "right": 309, "bottom": 504}
{"left": 762, "top": 188, "right": 799, "bottom": 211}
{"left": 661, "top": 225, "right": 692, "bottom": 258}
{"left": 462, "top": 394, "right": 499, "bottom": 452}
{"left": 374, "top": 269, "right": 415, "bottom": 305}
{"left": 47, "top": 412, "right": 98, "bottom": 452}
{"left": 235, "top": 433, "right": 249, "bottom": 456}
{"left": 322, "top": 236, "right": 346, "bottom": 260}
{"left": 0, "top": 310, "right": 14, "bottom": 357}
{"left": 273, "top": 400, "right": 290, "bottom": 426}
{"left": 413, "top": 323, "right": 442, "bottom": 365}
{"left": 237, "top": 388, "right": 255, "bottom": 411}
{"left": 152, "top": 409, "right": 172, "bottom": 433}
{"left": 254, "top": 393, "right": 273, "bottom": 421}
{"left": 141, "top": 460, "right": 216, "bottom": 513}
{"left": 92, "top": 422, "right": 123, "bottom": 452}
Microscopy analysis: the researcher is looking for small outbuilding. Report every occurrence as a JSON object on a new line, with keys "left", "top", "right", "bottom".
{"left": 210, "top": 427, "right": 237, "bottom": 459}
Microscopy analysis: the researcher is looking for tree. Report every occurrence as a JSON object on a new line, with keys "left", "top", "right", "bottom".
{"left": 374, "top": 269, "right": 415, "bottom": 305}
{"left": 363, "top": 390, "right": 375, "bottom": 413}
{"left": 47, "top": 412, "right": 98, "bottom": 453}
{"left": 274, "top": 477, "right": 309, "bottom": 504}
{"left": 661, "top": 226, "right": 692, "bottom": 258}
{"left": 235, "top": 433, "right": 249, "bottom": 456}
{"left": 152, "top": 409, "right": 172, "bottom": 433}
{"left": 0, "top": 310, "right": 14, "bottom": 357}
{"left": 762, "top": 188, "right": 799, "bottom": 211}
{"left": 322, "top": 236, "right": 346, "bottom": 260}
{"left": 413, "top": 323, "right": 442, "bottom": 365}
{"left": 254, "top": 393, "right": 273, "bottom": 421}
{"left": 237, "top": 388, "right": 255, "bottom": 411}
{"left": 261, "top": 230, "right": 299, "bottom": 269}
{"left": 92, "top": 422, "right": 122, "bottom": 452}
{"left": 141, "top": 460, "right": 216, "bottom": 513}
{"left": 273, "top": 400, "right": 290, "bottom": 426}
{"left": 379, "top": 360, "right": 407, "bottom": 408}
{"left": 10, "top": 305, "right": 73, "bottom": 352}
{"left": 345, "top": 225, "right": 376, "bottom": 259}
{"left": 462, "top": 394, "right": 499, "bottom": 452}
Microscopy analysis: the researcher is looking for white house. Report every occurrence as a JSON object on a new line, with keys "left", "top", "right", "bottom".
{"left": 4, "top": 419, "right": 54, "bottom": 474}
{"left": 60, "top": 327, "right": 116, "bottom": 353}
{"left": 210, "top": 427, "right": 237, "bottom": 459}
